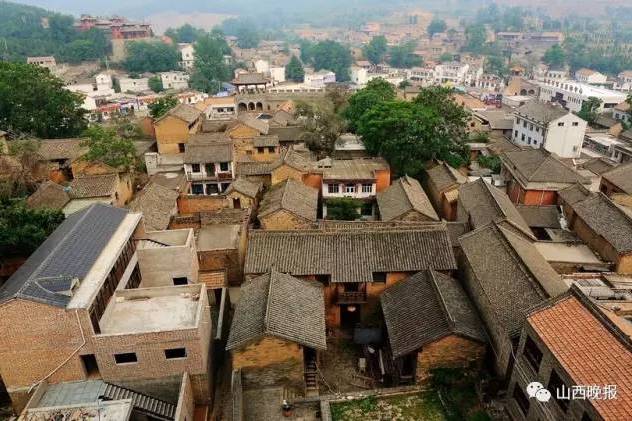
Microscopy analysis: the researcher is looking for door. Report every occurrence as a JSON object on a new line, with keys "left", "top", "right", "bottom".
{"left": 233, "top": 198, "right": 241, "bottom": 209}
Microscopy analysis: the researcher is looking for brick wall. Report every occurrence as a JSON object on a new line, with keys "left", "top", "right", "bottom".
{"left": 375, "top": 168, "right": 391, "bottom": 193}
{"left": 271, "top": 165, "right": 305, "bottom": 186}
{"left": 174, "top": 373, "right": 194, "bottom": 421}
{"left": 198, "top": 249, "right": 242, "bottom": 286}
{"left": 259, "top": 209, "right": 311, "bottom": 230}
{"left": 416, "top": 335, "right": 485, "bottom": 382}
{"left": 155, "top": 116, "right": 193, "bottom": 155}
{"left": 178, "top": 195, "right": 229, "bottom": 214}
{"left": 231, "top": 336, "right": 303, "bottom": 390}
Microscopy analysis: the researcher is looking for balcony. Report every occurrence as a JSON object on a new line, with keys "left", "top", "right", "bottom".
{"left": 337, "top": 291, "right": 367, "bottom": 304}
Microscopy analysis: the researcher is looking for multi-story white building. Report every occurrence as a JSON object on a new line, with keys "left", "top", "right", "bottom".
{"left": 118, "top": 76, "right": 150, "bottom": 93}
{"left": 511, "top": 101, "right": 587, "bottom": 158}
{"left": 575, "top": 68, "right": 607, "bottom": 85}
{"left": 179, "top": 43, "right": 195, "bottom": 70}
{"left": 434, "top": 62, "right": 470, "bottom": 85}
{"left": 538, "top": 78, "right": 627, "bottom": 113}
{"left": 160, "top": 71, "right": 190, "bottom": 90}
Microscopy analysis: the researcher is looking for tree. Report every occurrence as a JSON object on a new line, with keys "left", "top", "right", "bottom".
{"left": 220, "top": 18, "right": 260, "bottom": 49}
{"left": 478, "top": 155, "right": 501, "bottom": 174}
{"left": 0, "top": 199, "right": 65, "bottom": 258}
{"left": 439, "top": 52, "right": 453, "bottom": 62}
{"left": 299, "top": 39, "right": 315, "bottom": 64}
{"left": 427, "top": 19, "right": 447, "bottom": 36}
{"left": 149, "top": 95, "right": 179, "bottom": 119}
{"left": 325, "top": 197, "right": 361, "bottom": 220}
{"left": 148, "top": 76, "right": 164, "bottom": 93}
{"left": 164, "top": 24, "right": 205, "bottom": 43}
{"left": 343, "top": 78, "right": 396, "bottom": 131}
{"left": 190, "top": 31, "right": 232, "bottom": 94}
{"left": 577, "top": 96, "right": 602, "bottom": 125}
{"left": 123, "top": 41, "right": 180, "bottom": 73}
{"left": 399, "top": 79, "right": 412, "bottom": 89}
{"left": 2, "top": 139, "right": 42, "bottom": 197}
{"left": 464, "top": 24, "right": 487, "bottom": 53}
{"left": 356, "top": 86, "right": 470, "bottom": 177}
{"left": 285, "top": 55, "right": 305, "bottom": 82}
{"left": 543, "top": 44, "right": 566, "bottom": 69}
{"left": 485, "top": 55, "right": 509, "bottom": 77}
{"left": 296, "top": 101, "right": 345, "bottom": 158}
{"left": 0, "top": 62, "right": 86, "bottom": 138}
{"left": 81, "top": 126, "right": 136, "bottom": 170}
{"left": 388, "top": 42, "right": 422, "bottom": 68}
{"left": 311, "top": 40, "right": 353, "bottom": 82}
{"left": 364, "top": 36, "right": 388, "bottom": 65}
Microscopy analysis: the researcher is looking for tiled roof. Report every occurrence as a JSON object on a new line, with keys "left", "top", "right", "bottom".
{"left": 558, "top": 183, "right": 591, "bottom": 205}
{"left": 321, "top": 158, "right": 389, "bottom": 181}
{"left": 602, "top": 163, "right": 632, "bottom": 195}
{"left": 225, "top": 177, "right": 262, "bottom": 198}
{"left": 183, "top": 138, "right": 233, "bottom": 164}
{"left": 0, "top": 204, "right": 129, "bottom": 307}
{"left": 232, "top": 72, "right": 269, "bottom": 85}
{"left": 581, "top": 157, "right": 616, "bottom": 176}
{"left": 226, "top": 271, "right": 326, "bottom": 350}
{"left": 68, "top": 174, "right": 118, "bottom": 199}
{"left": 377, "top": 176, "right": 439, "bottom": 221}
{"left": 516, "top": 205, "right": 561, "bottom": 229}
{"left": 425, "top": 161, "right": 468, "bottom": 192}
{"left": 235, "top": 161, "right": 273, "bottom": 176}
{"left": 458, "top": 178, "right": 534, "bottom": 238}
{"left": 528, "top": 294, "right": 632, "bottom": 421}
{"left": 26, "top": 181, "right": 70, "bottom": 210}
{"left": 459, "top": 223, "right": 566, "bottom": 337}
{"left": 128, "top": 182, "right": 179, "bottom": 231}
{"left": 245, "top": 225, "right": 457, "bottom": 283}
{"left": 502, "top": 149, "right": 589, "bottom": 186}
{"left": 258, "top": 179, "right": 318, "bottom": 222}
{"left": 271, "top": 148, "right": 314, "bottom": 172}
{"left": 38, "top": 138, "right": 88, "bottom": 161}
{"left": 381, "top": 270, "right": 486, "bottom": 358}
{"left": 515, "top": 101, "right": 569, "bottom": 124}
{"left": 252, "top": 135, "right": 280, "bottom": 147}
{"left": 157, "top": 103, "right": 202, "bottom": 124}
{"left": 228, "top": 114, "right": 269, "bottom": 135}
{"left": 572, "top": 193, "right": 632, "bottom": 253}
{"left": 268, "top": 126, "right": 306, "bottom": 142}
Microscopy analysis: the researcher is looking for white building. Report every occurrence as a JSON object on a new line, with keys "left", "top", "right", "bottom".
{"left": 511, "top": 101, "right": 587, "bottom": 158}
{"left": 351, "top": 66, "right": 369, "bottom": 86}
{"left": 160, "top": 71, "right": 190, "bottom": 90}
{"left": 304, "top": 70, "right": 336, "bottom": 88}
{"left": 613, "top": 101, "right": 630, "bottom": 124}
{"left": 95, "top": 73, "right": 113, "bottom": 91}
{"left": 614, "top": 71, "right": 632, "bottom": 92}
{"left": 538, "top": 78, "right": 627, "bottom": 113}
{"left": 269, "top": 66, "right": 286, "bottom": 84}
{"left": 118, "top": 77, "right": 150, "bottom": 93}
{"left": 575, "top": 68, "right": 607, "bottom": 85}
{"left": 178, "top": 43, "right": 195, "bottom": 70}
{"left": 254, "top": 59, "right": 270, "bottom": 74}
{"left": 434, "top": 62, "right": 470, "bottom": 85}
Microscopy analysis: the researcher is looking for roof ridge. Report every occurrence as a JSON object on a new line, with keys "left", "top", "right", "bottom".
{"left": 262, "top": 271, "right": 275, "bottom": 336}
{"left": 428, "top": 270, "right": 455, "bottom": 330}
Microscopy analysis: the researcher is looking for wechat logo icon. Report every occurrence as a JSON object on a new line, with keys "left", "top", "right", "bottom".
{"left": 526, "top": 382, "right": 552, "bottom": 403}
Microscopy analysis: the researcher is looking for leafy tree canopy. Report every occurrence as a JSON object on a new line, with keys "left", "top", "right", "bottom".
{"left": 427, "top": 19, "right": 447, "bottom": 36}
{"left": 0, "top": 62, "right": 87, "bottom": 138}
{"left": 149, "top": 95, "right": 179, "bottom": 119}
{"left": 285, "top": 55, "right": 305, "bottom": 82}
{"left": 219, "top": 17, "right": 260, "bottom": 49}
{"left": 148, "top": 76, "right": 164, "bottom": 93}
{"left": 81, "top": 126, "right": 137, "bottom": 170}
{"left": 388, "top": 42, "right": 422, "bottom": 69}
{"left": 190, "top": 30, "right": 232, "bottom": 94}
{"left": 325, "top": 197, "right": 361, "bottom": 221}
{"left": 165, "top": 24, "right": 206, "bottom": 43}
{"left": 343, "top": 78, "right": 396, "bottom": 131}
{"left": 311, "top": 40, "right": 353, "bottom": 82}
{"left": 123, "top": 41, "right": 180, "bottom": 73}
{"left": 543, "top": 44, "right": 566, "bottom": 70}
{"left": 364, "top": 36, "right": 388, "bottom": 65}
{"left": 464, "top": 24, "right": 487, "bottom": 53}
{"left": 485, "top": 55, "right": 509, "bottom": 77}
{"left": 577, "top": 96, "right": 602, "bottom": 125}
{"left": 296, "top": 100, "right": 345, "bottom": 158}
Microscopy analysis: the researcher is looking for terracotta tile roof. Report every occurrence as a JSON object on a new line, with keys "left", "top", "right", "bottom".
{"left": 529, "top": 295, "right": 632, "bottom": 421}
{"left": 377, "top": 176, "right": 439, "bottom": 221}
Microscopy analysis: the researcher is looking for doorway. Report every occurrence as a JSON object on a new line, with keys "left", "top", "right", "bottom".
{"left": 232, "top": 198, "right": 241, "bottom": 209}
{"left": 340, "top": 304, "right": 361, "bottom": 330}
{"left": 81, "top": 354, "right": 100, "bottom": 378}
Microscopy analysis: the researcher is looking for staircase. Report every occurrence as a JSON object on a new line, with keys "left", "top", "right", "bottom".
{"left": 101, "top": 383, "right": 176, "bottom": 420}
{"left": 304, "top": 349, "right": 319, "bottom": 397}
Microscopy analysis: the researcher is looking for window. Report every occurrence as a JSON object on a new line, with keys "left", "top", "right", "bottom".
{"left": 328, "top": 184, "right": 339, "bottom": 194}
{"left": 372, "top": 272, "right": 387, "bottom": 283}
{"left": 207, "top": 183, "right": 220, "bottom": 195}
{"left": 558, "top": 122, "right": 565, "bottom": 127}
{"left": 523, "top": 336, "right": 543, "bottom": 371}
{"left": 220, "top": 162, "right": 230, "bottom": 172}
{"left": 205, "top": 163, "right": 215, "bottom": 175}
{"left": 535, "top": 127, "right": 540, "bottom": 133}
{"left": 173, "top": 277, "right": 188, "bottom": 286}
{"left": 523, "top": 121, "right": 527, "bottom": 128}
{"left": 521, "top": 134, "right": 525, "bottom": 141}
{"left": 362, "top": 184, "right": 373, "bottom": 193}
{"left": 345, "top": 184, "right": 356, "bottom": 193}
{"left": 512, "top": 386, "right": 530, "bottom": 415}
{"left": 514, "top": 130, "right": 518, "bottom": 138}
{"left": 257, "top": 147, "right": 265, "bottom": 154}
{"left": 527, "top": 138, "right": 532, "bottom": 145}
{"left": 548, "top": 369, "right": 570, "bottom": 412}
{"left": 178, "top": 143, "right": 186, "bottom": 153}
{"left": 191, "top": 163, "right": 201, "bottom": 173}
{"left": 114, "top": 352, "right": 137, "bottom": 364}
{"left": 572, "top": 122, "right": 579, "bottom": 126}
{"left": 191, "top": 184, "right": 204, "bottom": 195}
{"left": 164, "top": 348, "right": 187, "bottom": 359}
{"left": 529, "top": 124, "right": 533, "bottom": 131}
{"left": 268, "top": 147, "right": 275, "bottom": 153}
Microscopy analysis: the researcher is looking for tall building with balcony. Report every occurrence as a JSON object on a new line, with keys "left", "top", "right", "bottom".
{"left": 183, "top": 133, "right": 235, "bottom": 196}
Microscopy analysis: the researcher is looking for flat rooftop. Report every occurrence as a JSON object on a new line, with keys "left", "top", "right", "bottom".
{"left": 534, "top": 241, "right": 604, "bottom": 265}
{"left": 138, "top": 229, "right": 192, "bottom": 249}
{"left": 99, "top": 286, "right": 201, "bottom": 335}
{"left": 197, "top": 225, "right": 240, "bottom": 251}
{"left": 25, "top": 400, "right": 132, "bottom": 421}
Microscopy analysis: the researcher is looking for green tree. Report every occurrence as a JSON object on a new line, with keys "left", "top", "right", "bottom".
{"left": 296, "top": 101, "right": 345, "bottom": 157}
{"left": 356, "top": 86, "right": 470, "bottom": 176}
{"left": 439, "top": 52, "right": 454, "bottom": 62}
{"left": 388, "top": 42, "right": 422, "bottom": 68}
{"left": 577, "top": 96, "right": 602, "bottom": 125}
{"left": 0, "top": 62, "right": 86, "bottom": 138}
{"left": 164, "top": 24, "right": 205, "bottom": 43}
{"left": 0, "top": 199, "right": 65, "bottom": 258}
{"left": 220, "top": 18, "right": 260, "bottom": 49}
{"left": 364, "top": 35, "right": 388, "bottom": 65}
{"left": 149, "top": 95, "right": 179, "bottom": 119}
{"left": 285, "top": 55, "right": 305, "bottom": 82}
{"left": 2, "top": 139, "right": 42, "bottom": 197}
{"left": 123, "top": 41, "right": 180, "bottom": 73}
{"left": 148, "top": 76, "right": 164, "bottom": 93}
{"left": 485, "top": 55, "right": 509, "bottom": 77}
{"left": 478, "top": 155, "right": 501, "bottom": 174}
{"left": 81, "top": 126, "right": 136, "bottom": 170}
{"left": 325, "top": 197, "right": 361, "bottom": 220}
{"left": 311, "top": 40, "right": 353, "bottom": 82}
{"left": 427, "top": 19, "right": 447, "bottom": 36}
{"left": 343, "top": 78, "right": 396, "bottom": 131}
{"left": 543, "top": 44, "right": 566, "bottom": 69}
{"left": 299, "top": 39, "right": 315, "bottom": 64}
{"left": 464, "top": 24, "right": 487, "bottom": 53}
{"left": 190, "top": 31, "right": 232, "bottom": 94}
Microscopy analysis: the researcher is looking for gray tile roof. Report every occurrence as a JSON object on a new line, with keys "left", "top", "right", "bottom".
{"left": 515, "top": 101, "right": 569, "bottom": 124}
{"left": 68, "top": 174, "right": 118, "bottom": 199}
{"left": 381, "top": 270, "right": 486, "bottom": 358}
{"left": 581, "top": 158, "right": 616, "bottom": 176}
{"left": 258, "top": 179, "right": 319, "bottom": 223}
{"left": 253, "top": 135, "right": 280, "bottom": 148}
{"left": 38, "top": 138, "right": 88, "bottom": 161}
{"left": 516, "top": 205, "right": 561, "bottom": 229}
{"left": 268, "top": 126, "right": 306, "bottom": 143}
{"left": 128, "top": 182, "right": 179, "bottom": 231}
{"left": 236, "top": 161, "right": 273, "bottom": 176}
{"left": 502, "top": 149, "right": 589, "bottom": 186}
{"left": 183, "top": 138, "right": 233, "bottom": 164}
{"left": 321, "top": 158, "right": 389, "bottom": 181}
{"left": 225, "top": 177, "right": 262, "bottom": 198}
{"left": 0, "top": 204, "right": 129, "bottom": 307}
{"left": 245, "top": 225, "right": 457, "bottom": 283}
{"left": 271, "top": 148, "right": 315, "bottom": 172}
{"left": 458, "top": 178, "right": 534, "bottom": 238}
{"left": 232, "top": 72, "right": 269, "bottom": 85}
{"left": 572, "top": 193, "right": 632, "bottom": 253}
{"left": 602, "top": 163, "right": 632, "bottom": 195}
{"left": 425, "top": 161, "right": 468, "bottom": 192}
{"left": 459, "top": 223, "right": 566, "bottom": 337}
{"left": 226, "top": 271, "right": 326, "bottom": 350}
{"left": 27, "top": 181, "right": 70, "bottom": 210}
{"left": 229, "top": 114, "right": 269, "bottom": 135}
{"left": 157, "top": 103, "right": 202, "bottom": 124}
{"left": 558, "top": 183, "right": 591, "bottom": 205}
{"left": 377, "top": 176, "right": 439, "bottom": 221}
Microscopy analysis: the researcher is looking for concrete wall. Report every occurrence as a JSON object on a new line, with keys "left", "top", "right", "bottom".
{"left": 137, "top": 231, "right": 199, "bottom": 287}
{"left": 231, "top": 336, "right": 303, "bottom": 390}
{"left": 416, "top": 335, "right": 485, "bottom": 382}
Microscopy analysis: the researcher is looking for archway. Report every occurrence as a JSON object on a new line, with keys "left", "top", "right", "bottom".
{"left": 256, "top": 102, "right": 263, "bottom": 111}
{"left": 238, "top": 102, "right": 247, "bottom": 112}
{"left": 248, "top": 102, "right": 255, "bottom": 111}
